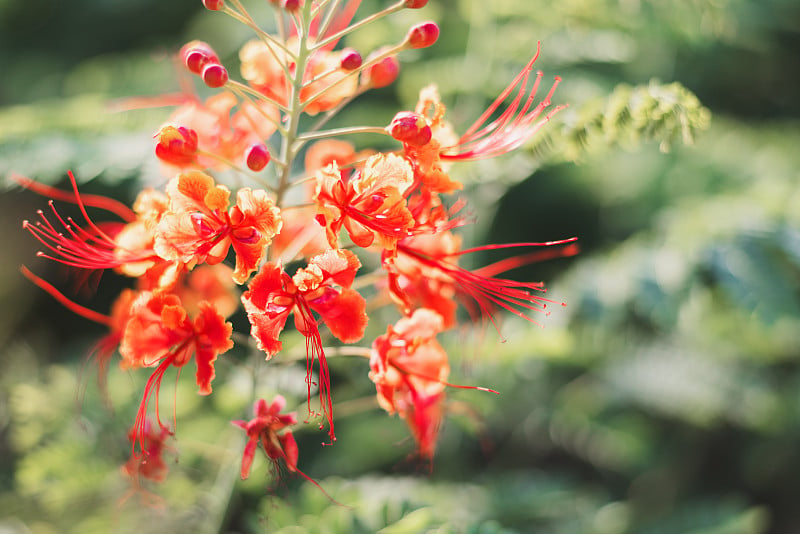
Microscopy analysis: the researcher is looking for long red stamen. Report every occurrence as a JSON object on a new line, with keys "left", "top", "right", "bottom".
{"left": 12, "top": 172, "right": 136, "bottom": 223}
{"left": 20, "top": 266, "right": 112, "bottom": 326}
{"left": 132, "top": 355, "right": 176, "bottom": 457}
{"left": 294, "top": 297, "right": 335, "bottom": 444}
{"left": 23, "top": 202, "right": 155, "bottom": 270}
{"left": 441, "top": 42, "right": 564, "bottom": 162}
{"left": 391, "top": 360, "right": 499, "bottom": 395}
{"left": 458, "top": 238, "right": 580, "bottom": 276}
{"left": 397, "top": 242, "right": 565, "bottom": 330}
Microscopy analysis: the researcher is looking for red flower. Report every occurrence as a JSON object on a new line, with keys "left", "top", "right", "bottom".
{"left": 154, "top": 171, "right": 282, "bottom": 284}
{"left": 119, "top": 419, "right": 174, "bottom": 509}
{"left": 314, "top": 153, "right": 415, "bottom": 251}
{"left": 369, "top": 309, "right": 450, "bottom": 461}
{"left": 241, "top": 249, "right": 368, "bottom": 442}
{"left": 232, "top": 396, "right": 299, "bottom": 479}
{"left": 119, "top": 291, "right": 233, "bottom": 454}
{"left": 233, "top": 397, "right": 335, "bottom": 499}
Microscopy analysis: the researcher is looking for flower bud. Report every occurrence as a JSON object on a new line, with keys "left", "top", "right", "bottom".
{"left": 340, "top": 48, "right": 363, "bottom": 71}
{"left": 155, "top": 126, "right": 199, "bottom": 166}
{"left": 245, "top": 144, "right": 271, "bottom": 171}
{"left": 362, "top": 53, "right": 399, "bottom": 89}
{"left": 404, "top": 0, "right": 429, "bottom": 7}
{"left": 388, "top": 112, "right": 432, "bottom": 146}
{"left": 406, "top": 22, "right": 439, "bottom": 49}
{"left": 203, "top": 0, "right": 225, "bottom": 10}
{"left": 282, "top": 0, "right": 303, "bottom": 11}
{"left": 180, "top": 41, "right": 219, "bottom": 75}
{"left": 202, "top": 63, "right": 229, "bottom": 88}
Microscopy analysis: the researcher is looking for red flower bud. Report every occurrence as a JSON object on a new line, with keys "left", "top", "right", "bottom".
{"left": 340, "top": 48, "right": 363, "bottom": 71}
{"left": 203, "top": 0, "right": 225, "bottom": 10}
{"left": 245, "top": 144, "right": 271, "bottom": 171}
{"left": 155, "top": 126, "right": 199, "bottom": 166}
{"left": 388, "top": 112, "right": 432, "bottom": 146}
{"left": 180, "top": 41, "right": 219, "bottom": 75}
{"left": 363, "top": 55, "right": 400, "bottom": 89}
{"left": 406, "top": 22, "right": 439, "bottom": 49}
{"left": 282, "top": 0, "right": 303, "bottom": 11}
{"left": 202, "top": 63, "right": 229, "bottom": 88}
{"left": 404, "top": 0, "right": 428, "bottom": 7}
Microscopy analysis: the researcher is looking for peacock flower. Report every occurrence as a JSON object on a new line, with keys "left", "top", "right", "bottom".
{"left": 119, "top": 291, "right": 233, "bottom": 455}
{"left": 368, "top": 309, "right": 450, "bottom": 461}
{"left": 154, "top": 171, "right": 282, "bottom": 284}
{"left": 241, "top": 249, "right": 368, "bottom": 442}
{"left": 239, "top": 38, "right": 359, "bottom": 115}
{"left": 314, "top": 153, "right": 415, "bottom": 251}
{"left": 232, "top": 396, "right": 300, "bottom": 480}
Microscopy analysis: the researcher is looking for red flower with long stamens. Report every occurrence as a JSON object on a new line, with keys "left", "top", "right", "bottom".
{"left": 241, "top": 249, "right": 368, "bottom": 442}
{"left": 154, "top": 171, "right": 282, "bottom": 284}
{"left": 314, "top": 153, "right": 415, "bottom": 251}
{"left": 19, "top": 172, "right": 160, "bottom": 275}
{"left": 119, "top": 291, "right": 233, "bottom": 455}
{"left": 440, "top": 42, "right": 564, "bottom": 162}
{"left": 233, "top": 397, "right": 299, "bottom": 479}
{"left": 119, "top": 419, "right": 174, "bottom": 509}
{"left": 368, "top": 309, "right": 450, "bottom": 461}
{"left": 369, "top": 309, "right": 497, "bottom": 460}
{"left": 387, "top": 234, "right": 579, "bottom": 331}
{"left": 233, "top": 397, "right": 335, "bottom": 500}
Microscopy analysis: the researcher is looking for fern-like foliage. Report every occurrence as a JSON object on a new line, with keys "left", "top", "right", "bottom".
{"left": 529, "top": 80, "right": 711, "bottom": 164}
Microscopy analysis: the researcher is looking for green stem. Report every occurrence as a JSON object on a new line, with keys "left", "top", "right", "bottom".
{"left": 275, "top": 1, "right": 317, "bottom": 209}
{"left": 296, "top": 125, "right": 388, "bottom": 142}
{"left": 312, "top": 0, "right": 407, "bottom": 52}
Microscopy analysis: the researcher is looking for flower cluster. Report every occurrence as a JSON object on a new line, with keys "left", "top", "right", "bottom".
{"left": 18, "top": 0, "right": 577, "bottom": 497}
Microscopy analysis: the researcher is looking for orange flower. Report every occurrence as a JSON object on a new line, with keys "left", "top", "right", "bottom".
{"left": 241, "top": 249, "right": 368, "bottom": 442}
{"left": 154, "top": 171, "right": 282, "bottom": 284}
{"left": 120, "top": 419, "right": 174, "bottom": 509}
{"left": 369, "top": 309, "right": 450, "bottom": 460}
{"left": 120, "top": 291, "right": 233, "bottom": 454}
{"left": 239, "top": 1, "right": 362, "bottom": 115}
{"left": 240, "top": 38, "right": 359, "bottom": 116}
{"left": 314, "top": 153, "right": 414, "bottom": 251}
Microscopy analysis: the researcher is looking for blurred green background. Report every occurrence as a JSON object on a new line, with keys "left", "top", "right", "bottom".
{"left": 1, "top": 0, "right": 799, "bottom": 532}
